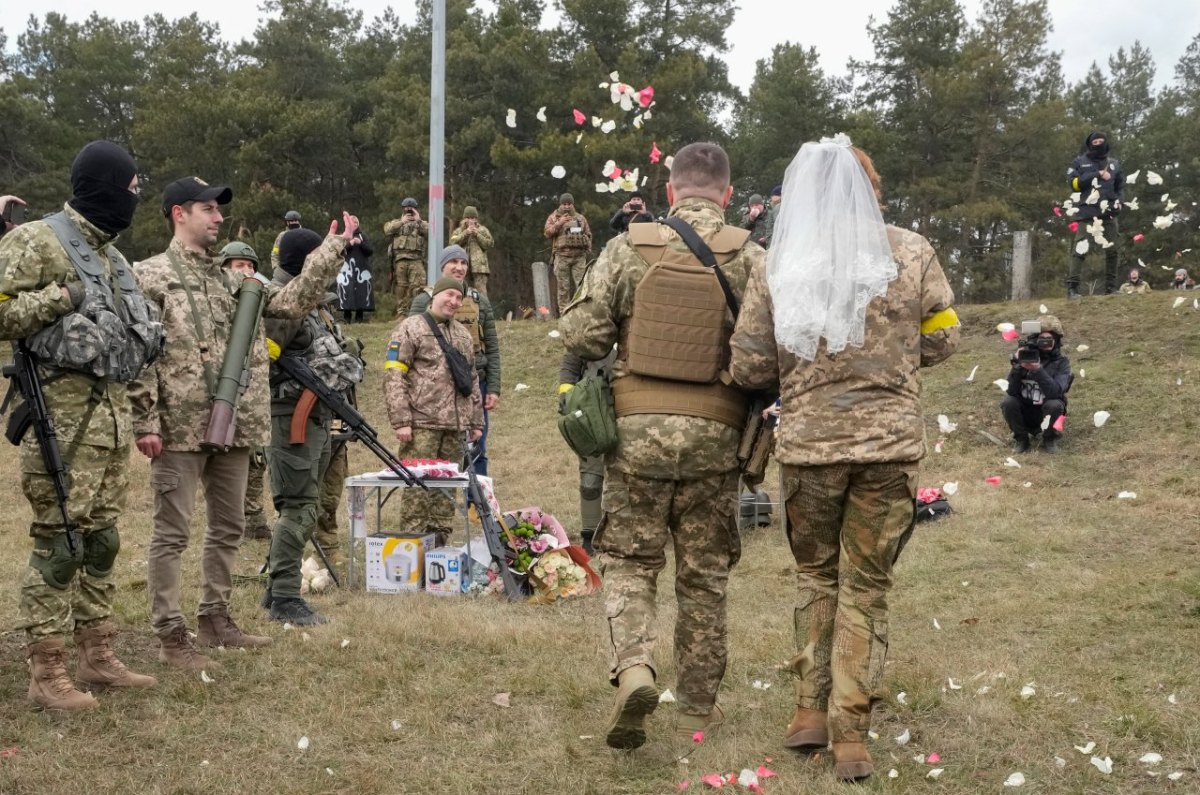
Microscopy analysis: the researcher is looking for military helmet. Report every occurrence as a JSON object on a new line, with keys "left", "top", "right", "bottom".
{"left": 401, "top": 197, "right": 419, "bottom": 209}
{"left": 1037, "top": 314, "right": 1064, "bottom": 337}
{"left": 283, "top": 210, "right": 301, "bottom": 222}
{"left": 218, "top": 241, "right": 260, "bottom": 270}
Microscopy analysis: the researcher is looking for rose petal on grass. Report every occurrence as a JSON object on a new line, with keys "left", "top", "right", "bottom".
{"left": 1093, "top": 411, "right": 1110, "bottom": 427}
{"left": 994, "top": 379, "right": 1009, "bottom": 392}
{"left": 505, "top": 109, "right": 517, "bottom": 128}
{"left": 1118, "top": 491, "right": 1136, "bottom": 500}
{"left": 700, "top": 773, "right": 724, "bottom": 788}
{"left": 693, "top": 731, "right": 705, "bottom": 743}
{"left": 513, "top": 384, "right": 529, "bottom": 392}
{"left": 927, "top": 768, "right": 944, "bottom": 779}
{"left": 548, "top": 330, "right": 560, "bottom": 338}
{"left": 1020, "top": 684, "right": 1036, "bottom": 699}
{"left": 976, "top": 685, "right": 992, "bottom": 695}
{"left": 1004, "top": 772, "right": 1026, "bottom": 787}
{"left": 895, "top": 728, "right": 911, "bottom": 746}
{"left": 1001, "top": 329, "right": 1020, "bottom": 341}
{"left": 492, "top": 692, "right": 511, "bottom": 708}
{"left": 1075, "top": 240, "right": 1090, "bottom": 255}
{"left": 1139, "top": 753, "right": 1163, "bottom": 764}
{"left": 1168, "top": 693, "right": 1178, "bottom": 704}
{"left": 659, "top": 688, "right": 676, "bottom": 703}
{"left": 1054, "top": 756, "right": 1067, "bottom": 768}
{"left": 737, "top": 769, "right": 759, "bottom": 787}
{"left": 913, "top": 754, "right": 926, "bottom": 764}
{"left": 1174, "top": 296, "right": 1187, "bottom": 309}
{"left": 1154, "top": 215, "right": 1174, "bottom": 230}
{"left": 896, "top": 691, "right": 908, "bottom": 704}
{"left": 600, "top": 120, "right": 616, "bottom": 134}
{"left": 1075, "top": 741, "right": 1096, "bottom": 754}
{"left": 1004, "top": 457, "right": 1021, "bottom": 468}
{"left": 933, "top": 618, "right": 942, "bottom": 630}
{"left": 928, "top": 753, "right": 942, "bottom": 764}
{"left": 282, "top": 623, "right": 294, "bottom": 631}
{"left": 889, "top": 769, "right": 899, "bottom": 778}
{"left": 536, "top": 106, "right": 547, "bottom": 122}
{"left": 948, "top": 678, "right": 962, "bottom": 690}
{"left": 326, "top": 768, "right": 335, "bottom": 776}
{"left": 1168, "top": 772, "right": 1184, "bottom": 781}
{"left": 677, "top": 782, "right": 689, "bottom": 791}
{"left": 200, "top": 670, "right": 215, "bottom": 684}
{"left": 756, "top": 766, "right": 776, "bottom": 779}
{"left": 1090, "top": 756, "right": 1113, "bottom": 774}
{"left": 986, "top": 476, "right": 1002, "bottom": 485}
{"left": 943, "top": 482, "right": 958, "bottom": 496}
{"left": 1146, "top": 170, "right": 1163, "bottom": 185}
{"left": 391, "top": 719, "right": 402, "bottom": 730}
{"left": 297, "top": 736, "right": 310, "bottom": 751}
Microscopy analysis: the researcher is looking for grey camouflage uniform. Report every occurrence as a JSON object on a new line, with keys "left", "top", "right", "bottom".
{"left": 729, "top": 224, "right": 959, "bottom": 742}
{"left": 561, "top": 197, "right": 763, "bottom": 717}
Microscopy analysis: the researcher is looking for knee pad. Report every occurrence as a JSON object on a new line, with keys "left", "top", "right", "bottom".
{"left": 580, "top": 471, "right": 605, "bottom": 501}
{"left": 83, "top": 526, "right": 120, "bottom": 578}
{"left": 30, "top": 534, "right": 84, "bottom": 590}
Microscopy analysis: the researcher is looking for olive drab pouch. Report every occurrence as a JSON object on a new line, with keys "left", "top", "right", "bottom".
{"left": 557, "top": 374, "right": 618, "bottom": 459}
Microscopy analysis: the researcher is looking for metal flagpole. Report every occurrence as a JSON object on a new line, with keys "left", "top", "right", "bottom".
{"left": 428, "top": 0, "right": 446, "bottom": 284}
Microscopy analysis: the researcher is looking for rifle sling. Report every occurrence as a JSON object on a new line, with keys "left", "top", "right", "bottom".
{"left": 165, "top": 249, "right": 217, "bottom": 397}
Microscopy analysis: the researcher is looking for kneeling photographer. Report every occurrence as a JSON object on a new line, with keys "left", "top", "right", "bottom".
{"left": 1001, "top": 315, "right": 1072, "bottom": 454}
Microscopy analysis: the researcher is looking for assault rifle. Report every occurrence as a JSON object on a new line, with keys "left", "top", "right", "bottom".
{"left": 462, "top": 437, "right": 524, "bottom": 601}
{"left": 1, "top": 341, "right": 78, "bottom": 553}
{"left": 274, "top": 354, "right": 424, "bottom": 489}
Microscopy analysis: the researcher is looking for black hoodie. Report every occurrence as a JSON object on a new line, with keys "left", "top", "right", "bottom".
{"left": 1067, "top": 130, "right": 1123, "bottom": 221}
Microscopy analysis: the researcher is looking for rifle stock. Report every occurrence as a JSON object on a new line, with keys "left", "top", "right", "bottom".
{"left": 463, "top": 438, "right": 524, "bottom": 601}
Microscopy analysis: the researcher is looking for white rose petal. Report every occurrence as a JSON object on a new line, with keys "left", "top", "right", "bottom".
{"left": 536, "top": 106, "right": 547, "bottom": 122}
{"left": 1139, "top": 753, "right": 1163, "bottom": 764}
{"left": 913, "top": 754, "right": 926, "bottom": 764}
{"left": 505, "top": 109, "right": 517, "bottom": 128}
{"left": 896, "top": 691, "right": 908, "bottom": 704}
{"left": 658, "top": 688, "right": 676, "bottom": 703}
{"left": 948, "top": 678, "right": 962, "bottom": 690}
{"left": 737, "top": 769, "right": 759, "bottom": 788}
{"left": 200, "top": 669, "right": 215, "bottom": 684}
{"left": 1090, "top": 756, "right": 1113, "bottom": 774}
{"left": 1127, "top": 169, "right": 1140, "bottom": 184}
{"left": 1168, "top": 772, "right": 1184, "bottom": 781}
{"left": 1118, "top": 491, "right": 1137, "bottom": 500}
{"left": 895, "top": 728, "right": 911, "bottom": 746}
{"left": 1093, "top": 411, "right": 1110, "bottom": 427}
{"left": 933, "top": 618, "right": 942, "bottom": 630}
{"left": 937, "top": 414, "right": 957, "bottom": 433}
{"left": 927, "top": 768, "right": 944, "bottom": 779}
{"left": 1020, "top": 684, "right": 1036, "bottom": 699}
{"left": 1075, "top": 239, "right": 1090, "bottom": 255}
{"left": 391, "top": 719, "right": 403, "bottom": 730}
{"left": 513, "top": 383, "right": 529, "bottom": 392}
{"left": 340, "top": 639, "right": 350, "bottom": 649}
{"left": 1004, "top": 772, "right": 1026, "bottom": 787}
{"left": 1154, "top": 215, "right": 1174, "bottom": 230}
{"left": 550, "top": 165, "right": 566, "bottom": 179}
{"left": 997, "top": 322, "right": 1015, "bottom": 333}
{"left": 1023, "top": 482, "right": 1032, "bottom": 488}
{"left": 1079, "top": 368, "right": 1085, "bottom": 378}
{"left": 282, "top": 623, "right": 294, "bottom": 631}
{"left": 994, "top": 379, "right": 1009, "bottom": 392}
{"left": 1076, "top": 344, "right": 1089, "bottom": 352}
{"left": 326, "top": 768, "right": 335, "bottom": 776}
{"left": 297, "top": 736, "right": 310, "bottom": 751}
{"left": 868, "top": 730, "right": 880, "bottom": 740}
{"left": 600, "top": 120, "right": 617, "bottom": 134}
{"left": 966, "top": 365, "right": 979, "bottom": 382}
{"left": 976, "top": 685, "right": 992, "bottom": 695}
{"left": 943, "top": 482, "right": 958, "bottom": 496}
{"left": 1168, "top": 693, "right": 1178, "bottom": 704}
{"left": 889, "top": 769, "right": 899, "bottom": 779}
{"left": 1126, "top": 197, "right": 1139, "bottom": 210}
{"left": 548, "top": 330, "right": 560, "bottom": 338}
{"left": 1054, "top": 756, "right": 1066, "bottom": 768}
{"left": 609, "top": 70, "right": 620, "bottom": 81}
{"left": 1075, "top": 741, "right": 1096, "bottom": 754}
{"left": 1146, "top": 170, "right": 1163, "bottom": 185}
{"left": 1039, "top": 304, "right": 1049, "bottom": 314}
{"left": 1005, "top": 457, "right": 1021, "bottom": 468}
{"left": 1084, "top": 188, "right": 1101, "bottom": 205}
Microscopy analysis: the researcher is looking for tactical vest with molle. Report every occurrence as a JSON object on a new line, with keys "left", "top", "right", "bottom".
{"left": 27, "top": 212, "right": 164, "bottom": 383}
{"left": 391, "top": 220, "right": 425, "bottom": 261}
{"left": 612, "top": 221, "right": 750, "bottom": 429}
{"left": 267, "top": 308, "right": 364, "bottom": 403}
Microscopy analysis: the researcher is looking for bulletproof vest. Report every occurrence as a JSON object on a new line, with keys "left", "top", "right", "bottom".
{"left": 27, "top": 212, "right": 164, "bottom": 383}
{"left": 611, "top": 222, "right": 751, "bottom": 429}
{"left": 391, "top": 220, "right": 425, "bottom": 259}
{"left": 269, "top": 308, "right": 364, "bottom": 402}
{"left": 554, "top": 214, "right": 589, "bottom": 250}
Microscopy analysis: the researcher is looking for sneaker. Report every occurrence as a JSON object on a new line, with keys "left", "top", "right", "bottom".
{"left": 268, "top": 597, "right": 328, "bottom": 626}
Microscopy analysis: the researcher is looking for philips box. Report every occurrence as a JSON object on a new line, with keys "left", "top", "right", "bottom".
{"left": 365, "top": 533, "right": 439, "bottom": 593}
{"left": 424, "top": 547, "right": 470, "bottom": 596}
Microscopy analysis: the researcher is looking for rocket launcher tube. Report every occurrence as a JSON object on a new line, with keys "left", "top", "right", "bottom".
{"left": 201, "top": 277, "right": 266, "bottom": 451}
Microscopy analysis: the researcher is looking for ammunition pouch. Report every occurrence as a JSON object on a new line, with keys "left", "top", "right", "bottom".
{"left": 736, "top": 398, "right": 777, "bottom": 486}
{"left": 30, "top": 534, "right": 84, "bottom": 590}
{"left": 270, "top": 313, "right": 364, "bottom": 403}
{"left": 557, "top": 374, "right": 619, "bottom": 459}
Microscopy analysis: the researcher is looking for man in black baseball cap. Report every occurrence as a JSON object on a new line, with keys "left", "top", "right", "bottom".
{"left": 161, "top": 177, "right": 232, "bottom": 219}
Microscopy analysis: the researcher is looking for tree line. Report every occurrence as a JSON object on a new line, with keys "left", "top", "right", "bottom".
{"left": 3, "top": 0, "right": 1199, "bottom": 310}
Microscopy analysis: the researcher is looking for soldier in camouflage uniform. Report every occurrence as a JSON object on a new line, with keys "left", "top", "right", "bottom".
{"left": 384, "top": 277, "right": 484, "bottom": 535}
{"left": 383, "top": 198, "right": 429, "bottom": 316}
{"left": 217, "top": 242, "right": 273, "bottom": 541}
{"left": 260, "top": 230, "right": 365, "bottom": 624}
{"left": 740, "top": 193, "right": 770, "bottom": 248}
{"left": 561, "top": 142, "right": 762, "bottom": 749}
{"left": 729, "top": 142, "right": 959, "bottom": 781}
{"left": 270, "top": 210, "right": 303, "bottom": 274}
{"left": 544, "top": 193, "right": 592, "bottom": 313}
{"left": 410, "top": 246, "right": 501, "bottom": 475}
{"left": 448, "top": 207, "right": 493, "bottom": 296}
{"left": 130, "top": 176, "right": 359, "bottom": 666}
{"left": 0, "top": 141, "right": 160, "bottom": 710}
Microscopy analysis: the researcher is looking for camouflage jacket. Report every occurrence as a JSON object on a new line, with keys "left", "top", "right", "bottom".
{"left": 270, "top": 229, "right": 287, "bottom": 273}
{"left": 409, "top": 287, "right": 500, "bottom": 393}
{"left": 0, "top": 203, "right": 133, "bottom": 449}
{"left": 544, "top": 210, "right": 592, "bottom": 252}
{"left": 448, "top": 221, "right": 493, "bottom": 275}
{"left": 561, "top": 197, "right": 763, "bottom": 480}
{"left": 729, "top": 225, "right": 960, "bottom": 466}
{"left": 383, "top": 217, "right": 429, "bottom": 262}
{"left": 740, "top": 207, "right": 770, "bottom": 247}
{"left": 129, "top": 235, "right": 347, "bottom": 450}
{"left": 384, "top": 312, "right": 483, "bottom": 432}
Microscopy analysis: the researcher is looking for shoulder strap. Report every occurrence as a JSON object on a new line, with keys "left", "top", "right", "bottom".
{"left": 164, "top": 248, "right": 217, "bottom": 396}
{"left": 661, "top": 217, "right": 739, "bottom": 320}
{"left": 42, "top": 212, "right": 118, "bottom": 308}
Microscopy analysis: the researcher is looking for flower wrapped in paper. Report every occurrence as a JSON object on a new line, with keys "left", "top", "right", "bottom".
{"left": 481, "top": 508, "right": 600, "bottom": 601}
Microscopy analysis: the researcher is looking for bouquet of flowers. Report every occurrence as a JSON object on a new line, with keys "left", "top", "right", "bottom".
{"left": 528, "top": 548, "right": 595, "bottom": 603}
{"left": 482, "top": 508, "right": 598, "bottom": 601}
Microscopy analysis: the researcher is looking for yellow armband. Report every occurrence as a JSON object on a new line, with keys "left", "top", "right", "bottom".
{"left": 266, "top": 338, "right": 281, "bottom": 361}
{"left": 921, "top": 308, "right": 960, "bottom": 335}
{"left": 558, "top": 383, "right": 574, "bottom": 394}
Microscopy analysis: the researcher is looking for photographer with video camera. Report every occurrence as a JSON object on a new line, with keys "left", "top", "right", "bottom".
{"left": 1001, "top": 315, "right": 1072, "bottom": 454}
{"left": 1, "top": 194, "right": 28, "bottom": 240}
{"left": 609, "top": 192, "right": 654, "bottom": 235}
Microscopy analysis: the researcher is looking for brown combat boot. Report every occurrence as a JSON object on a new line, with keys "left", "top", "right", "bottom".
{"left": 604, "top": 665, "right": 659, "bottom": 750}
{"left": 675, "top": 704, "right": 725, "bottom": 739}
{"left": 158, "top": 625, "right": 221, "bottom": 671}
{"left": 197, "top": 613, "right": 273, "bottom": 649}
{"left": 832, "top": 741, "right": 874, "bottom": 781}
{"left": 74, "top": 622, "right": 157, "bottom": 688}
{"left": 784, "top": 707, "right": 829, "bottom": 750}
{"left": 27, "top": 638, "right": 98, "bottom": 711}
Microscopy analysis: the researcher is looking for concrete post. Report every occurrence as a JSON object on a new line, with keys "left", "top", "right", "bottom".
{"left": 531, "top": 261, "right": 551, "bottom": 320}
{"left": 1011, "top": 231, "right": 1032, "bottom": 301}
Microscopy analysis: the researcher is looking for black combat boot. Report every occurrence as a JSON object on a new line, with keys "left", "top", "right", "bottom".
{"left": 1012, "top": 434, "right": 1031, "bottom": 454}
{"left": 1042, "top": 435, "right": 1060, "bottom": 454}
{"left": 581, "top": 529, "right": 595, "bottom": 556}
{"left": 268, "top": 597, "right": 328, "bottom": 626}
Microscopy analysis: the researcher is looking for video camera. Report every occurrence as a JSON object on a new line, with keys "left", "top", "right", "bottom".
{"left": 1015, "top": 319, "right": 1055, "bottom": 363}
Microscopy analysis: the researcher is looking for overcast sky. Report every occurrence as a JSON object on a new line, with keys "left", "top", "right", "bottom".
{"left": 14, "top": 0, "right": 1200, "bottom": 91}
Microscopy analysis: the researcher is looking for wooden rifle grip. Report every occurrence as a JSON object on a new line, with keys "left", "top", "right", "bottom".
{"left": 289, "top": 390, "right": 319, "bottom": 444}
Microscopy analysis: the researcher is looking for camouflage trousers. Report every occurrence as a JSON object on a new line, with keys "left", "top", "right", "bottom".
{"left": 595, "top": 469, "right": 741, "bottom": 716}
{"left": 553, "top": 250, "right": 590, "bottom": 313}
{"left": 17, "top": 440, "right": 128, "bottom": 640}
{"left": 267, "top": 414, "right": 331, "bottom": 600}
{"left": 782, "top": 462, "right": 917, "bottom": 742}
{"left": 314, "top": 439, "right": 348, "bottom": 562}
{"left": 393, "top": 429, "right": 461, "bottom": 534}
{"left": 244, "top": 446, "right": 271, "bottom": 538}
{"left": 470, "top": 272, "right": 488, "bottom": 297}
{"left": 392, "top": 258, "right": 427, "bottom": 316}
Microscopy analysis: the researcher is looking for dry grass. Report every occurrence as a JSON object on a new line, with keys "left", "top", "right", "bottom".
{"left": 1, "top": 295, "right": 1199, "bottom": 794}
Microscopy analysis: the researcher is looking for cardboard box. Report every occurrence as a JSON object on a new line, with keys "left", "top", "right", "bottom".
{"left": 424, "top": 547, "right": 470, "bottom": 596}
{"left": 365, "top": 533, "right": 439, "bottom": 593}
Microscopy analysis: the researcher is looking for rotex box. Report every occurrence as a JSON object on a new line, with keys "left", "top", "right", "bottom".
{"left": 365, "top": 533, "right": 440, "bottom": 593}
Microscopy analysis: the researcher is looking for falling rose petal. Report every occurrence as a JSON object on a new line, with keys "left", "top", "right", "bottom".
{"left": 937, "top": 415, "right": 957, "bottom": 433}
{"left": 1004, "top": 772, "right": 1026, "bottom": 787}
{"left": 551, "top": 165, "right": 566, "bottom": 179}
{"left": 928, "top": 753, "right": 942, "bottom": 764}
{"left": 1068, "top": 221, "right": 1079, "bottom": 233}
{"left": 1127, "top": 169, "right": 1140, "bottom": 184}
{"left": 1074, "top": 741, "right": 1096, "bottom": 754}
{"left": 664, "top": 155, "right": 674, "bottom": 170}
{"left": 692, "top": 731, "right": 705, "bottom": 743}
{"left": 632, "top": 116, "right": 644, "bottom": 129}
{"left": 1093, "top": 411, "right": 1110, "bottom": 427}
{"left": 1117, "top": 491, "right": 1136, "bottom": 500}
{"left": 1041, "top": 415, "right": 1052, "bottom": 431}
{"left": 297, "top": 736, "right": 310, "bottom": 751}
{"left": 609, "top": 70, "right": 620, "bottom": 82}
{"left": 536, "top": 106, "right": 546, "bottom": 122}
{"left": 1004, "top": 457, "right": 1021, "bottom": 468}
{"left": 943, "top": 482, "right": 958, "bottom": 495}
{"left": 1053, "top": 206, "right": 1062, "bottom": 216}
{"left": 505, "top": 109, "right": 517, "bottom": 128}
{"left": 1075, "top": 239, "right": 1090, "bottom": 255}
{"left": 1132, "top": 233, "right": 1145, "bottom": 242}
{"left": 650, "top": 141, "right": 662, "bottom": 164}
{"left": 659, "top": 688, "right": 676, "bottom": 703}
{"left": 638, "top": 86, "right": 655, "bottom": 107}
{"left": 572, "top": 108, "right": 586, "bottom": 125}
{"left": 986, "top": 476, "right": 1002, "bottom": 485}
{"left": 927, "top": 768, "right": 944, "bottom": 779}
{"left": 895, "top": 728, "right": 911, "bottom": 746}
{"left": 1127, "top": 197, "right": 1139, "bottom": 210}
{"left": 602, "top": 159, "right": 617, "bottom": 178}
{"left": 1140, "top": 753, "right": 1163, "bottom": 764}
{"left": 595, "top": 182, "right": 608, "bottom": 193}
{"left": 1146, "top": 170, "right": 1163, "bottom": 185}
{"left": 1053, "top": 415, "right": 1066, "bottom": 432}
{"left": 1090, "top": 756, "right": 1113, "bottom": 774}
{"left": 600, "top": 120, "right": 617, "bottom": 134}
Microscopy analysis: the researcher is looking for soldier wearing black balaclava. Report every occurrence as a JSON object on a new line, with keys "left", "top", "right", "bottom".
{"left": 1066, "top": 130, "right": 1124, "bottom": 298}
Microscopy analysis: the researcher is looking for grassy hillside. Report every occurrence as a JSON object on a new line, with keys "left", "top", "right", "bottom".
{"left": 0, "top": 292, "right": 1197, "bottom": 794}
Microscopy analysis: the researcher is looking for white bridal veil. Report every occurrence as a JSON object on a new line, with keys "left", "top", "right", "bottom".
{"left": 766, "top": 133, "right": 897, "bottom": 362}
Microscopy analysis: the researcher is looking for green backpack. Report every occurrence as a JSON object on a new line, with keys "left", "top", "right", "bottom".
{"left": 557, "top": 375, "right": 618, "bottom": 458}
